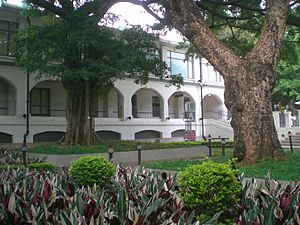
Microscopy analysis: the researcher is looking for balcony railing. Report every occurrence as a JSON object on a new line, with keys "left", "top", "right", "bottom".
{"left": 169, "top": 107, "right": 181, "bottom": 119}
{"left": 132, "top": 106, "right": 161, "bottom": 118}
{"left": 204, "top": 110, "right": 231, "bottom": 123}
{"left": 94, "top": 105, "right": 121, "bottom": 118}
{"left": 277, "top": 111, "right": 300, "bottom": 128}
{"left": 184, "top": 111, "right": 196, "bottom": 121}
{"left": 30, "top": 104, "right": 122, "bottom": 118}
{"left": 0, "top": 100, "right": 16, "bottom": 116}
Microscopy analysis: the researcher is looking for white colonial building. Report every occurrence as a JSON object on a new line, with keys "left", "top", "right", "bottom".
{"left": 0, "top": 3, "right": 299, "bottom": 144}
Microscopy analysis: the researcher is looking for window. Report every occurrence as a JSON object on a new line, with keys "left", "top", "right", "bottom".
{"left": 0, "top": 20, "right": 18, "bottom": 56}
{"left": 30, "top": 88, "right": 50, "bottom": 116}
{"left": 132, "top": 94, "right": 137, "bottom": 118}
{"left": 152, "top": 96, "right": 160, "bottom": 117}
{"left": 167, "top": 51, "right": 193, "bottom": 78}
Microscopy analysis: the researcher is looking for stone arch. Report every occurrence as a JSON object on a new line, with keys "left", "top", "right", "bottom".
{"left": 202, "top": 94, "right": 225, "bottom": 120}
{"left": 0, "top": 132, "right": 13, "bottom": 143}
{"left": 95, "top": 86, "right": 124, "bottom": 118}
{"left": 135, "top": 130, "right": 162, "bottom": 140}
{"left": 33, "top": 131, "right": 65, "bottom": 143}
{"left": 168, "top": 91, "right": 196, "bottom": 119}
{"left": 0, "top": 76, "right": 17, "bottom": 116}
{"left": 131, "top": 88, "right": 164, "bottom": 119}
{"left": 95, "top": 130, "right": 121, "bottom": 140}
{"left": 171, "top": 129, "right": 185, "bottom": 137}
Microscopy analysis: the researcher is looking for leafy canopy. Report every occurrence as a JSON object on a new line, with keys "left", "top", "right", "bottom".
{"left": 15, "top": 15, "right": 172, "bottom": 87}
{"left": 273, "top": 27, "right": 300, "bottom": 106}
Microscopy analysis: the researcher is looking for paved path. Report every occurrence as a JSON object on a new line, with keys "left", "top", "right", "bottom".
{"left": 28, "top": 146, "right": 209, "bottom": 167}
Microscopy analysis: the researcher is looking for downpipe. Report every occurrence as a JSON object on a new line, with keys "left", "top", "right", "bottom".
{"left": 22, "top": 70, "right": 30, "bottom": 147}
{"left": 23, "top": 16, "right": 31, "bottom": 149}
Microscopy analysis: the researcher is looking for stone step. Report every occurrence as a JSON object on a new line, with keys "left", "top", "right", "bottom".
{"left": 283, "top": 137, "right": 300, "bottom": 141}
{"left": 281, "top": 141, "right": 300, "bottom": 146}
{"left": 282, "top": 140, "right": 300, "bottom": 144}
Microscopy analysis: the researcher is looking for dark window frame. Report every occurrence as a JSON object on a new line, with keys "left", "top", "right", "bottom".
{"left": 152, "top": 96, "right": 160, "bottom": 117}
{"left": 0, "top": 20, "right": 18, "bottom": 56}
{"left": 167, "top": 50, "right": 194, "bottom": 78}
{"left": 30, "top": 88, "right": 50, "bottom": 116}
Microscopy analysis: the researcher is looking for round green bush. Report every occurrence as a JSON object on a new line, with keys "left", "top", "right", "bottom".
{"left": 70, "top": 155, "right": 115, "bottom": 187}
{"left": 177, "top": 161, "right": 240, "bottom": 219}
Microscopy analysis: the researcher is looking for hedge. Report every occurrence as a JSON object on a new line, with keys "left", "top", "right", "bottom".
{"left": 0, "top": 162, "right": 55, "bottom": 171}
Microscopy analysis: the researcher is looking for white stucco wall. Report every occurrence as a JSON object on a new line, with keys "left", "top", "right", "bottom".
{"left": 0, "top": 68, "right": 229, "bottom": 143}
{"left": 33, "top": 80, "right": 67, "bottom": 117}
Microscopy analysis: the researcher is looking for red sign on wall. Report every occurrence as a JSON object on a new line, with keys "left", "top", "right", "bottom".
{"left": 184, "top": 130, "right": 196, "bottom": 141}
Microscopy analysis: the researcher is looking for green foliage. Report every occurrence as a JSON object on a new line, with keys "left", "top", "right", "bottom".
{"left": 0, "top": 162, "right": 54, "bottom": 170}
{"left": 145, "top": 150, "right": 300, "bottom": 181}
{"left": 178, "top": 161, "right": 241, "bottom": 220}
{"left": 0, "top": 146, "right": 46, "bottom": 165}
{"left": 28, "top": 144, "right": 107, "bottom": 155}
{"left": 143, "top": 156, "right": 233, "bottom": 171}
{"left": 15, "top": 19, "right": 168, "bottom": 85}
{"left": 28, "top": 140, "right": 234, "bottom": 154}
{"left": 0, "top": 166, "right": 204, "bottom": 225}
{"left": 273, "top": 28, "right": 300, "bottom": 106}
{"left": 1, "top": 164, "right": 299, "bottom": 224}
{"left": 238, "top": 151, "right": 300, "bottom": 181}
{"left": 70, "top": 155, "right": 115, "bottom": 187}
{"left": 27, "top": 162, "right": 55, "bottom": 170}
{"left": 236, "top": 174, "right": 300, "bottom": 224}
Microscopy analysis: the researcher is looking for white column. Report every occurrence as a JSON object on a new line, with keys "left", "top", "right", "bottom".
{"left": 273, "top": 111, "right": 280, "bottom": 129}
{"left": 162, "top": 98, "right": 169, "bottom": 120}
{"left": 298, "top": 110, "right": 300, "bottom": 127}
{"left": 122, "top": 97, "right": 132, "bottom": 120}
{"left": 285, "top": 111, "right": 292, "bottom": 128}
{"left": 121, "top": 130, "right": 135, "bottom": 140}
{"left": 178, "top": 96, "right": 185, "bottom": 119}
{"left": 162, "top": 130, "right": 171, "bottom": 139}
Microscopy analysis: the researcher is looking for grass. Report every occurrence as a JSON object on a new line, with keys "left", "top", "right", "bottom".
{"left": 26, "top": 141, "right": 300, "bottom": 181}
{"left": 143, "top": 149, "right": 300, "bottom": 181}
{"left": 238, "top": 151, "right": 300, "bottom": 181}
{"left": 28, "top": 144, "right": 107, "bottom": 155}
{"left": 27, "top": 140, "right": 233, "bottom": 155}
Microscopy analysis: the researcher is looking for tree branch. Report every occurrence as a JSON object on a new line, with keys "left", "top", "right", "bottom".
{"left": 141, "top": 4, "right": 164, "bottom": 23}
{"left": 201, "top": 0, "right": 265, "bottom": 14}
{"left": 161, "top": 0, "right": 242, "bottom": 78}
{"left": 196, "top": 1, "right": 262, "bottom": 22}
{"left": 248, "top": 0, "right": 289, "bottom": 67}
{"left": 209, "top": 23, "right": 260, "bottom": 32}
{"left": 27, "top": 0, "right": 66, "bottom": 18}
{"left": 58, "top": 0, "right": 73, "bottom": 14}
{"left": 199, "top": 0, "right": 300, "bottom": 27}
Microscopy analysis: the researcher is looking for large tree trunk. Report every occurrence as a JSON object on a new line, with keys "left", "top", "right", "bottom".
{"left": 224, "top": 61, "right": 283, "bottom": 163}
{"left": 161, "top": 0, "right": 288, "bottom": 163}
{"left": 63, "top": 79, "right": 96, "bottom": 145}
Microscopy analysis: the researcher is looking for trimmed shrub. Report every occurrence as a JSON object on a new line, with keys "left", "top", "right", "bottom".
{"left": 70, "top": 155, "right": 115, "bottom": 187}
{"left": 178, "top": 161, "right": 240, "bottom": 220}
{"left": 27, "top": 162, "right": 55, "bottom": 170}
{"left": 0, "top": 162, "right": 54, "bottom": 171}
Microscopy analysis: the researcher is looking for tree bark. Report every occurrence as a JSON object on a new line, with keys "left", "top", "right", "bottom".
{"left": 161, "top": 0, "right": 288, "bottom": 162}
{"left": 224, "top": 61, "right": 283, "bottom": 163}
{"left": 63, "top": 79, "right": 95, "bottom": 145}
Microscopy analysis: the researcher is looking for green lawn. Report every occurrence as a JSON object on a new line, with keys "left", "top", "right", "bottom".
{"left": 27, "top": 144, "right": 108, "bottom": 155}
{"left": 27, "top": 140, "right": 233, "bottom": 155}
{"left": 143, "top": 150, "right": 300, "bottom": 181}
